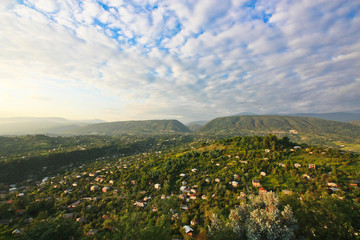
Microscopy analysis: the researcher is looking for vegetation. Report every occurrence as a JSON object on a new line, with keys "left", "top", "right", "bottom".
{"left": 198, "top": 115, "right": 360, "bottom": 151}
{"left": 67, "top": 120, "right": 191, "bottom": 136}
{"left": 0, "top": 134, "right": 359, "bottom": 239}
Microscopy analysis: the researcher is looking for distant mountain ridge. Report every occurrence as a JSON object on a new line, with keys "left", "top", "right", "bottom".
{"left": 0, "top": 117, "right": 105, "bottom": 135}
{"left": 198, "top": 115, "right": 360, "bottom": 143}
{"left": 288, "top": 112, "right": 360, "bottom": 122}
{"left": 66, "top": 119, "right": 191, "bottom": 135}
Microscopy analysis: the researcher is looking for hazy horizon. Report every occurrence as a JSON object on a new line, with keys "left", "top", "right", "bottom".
{"left": 1, "top": 0, "right": 359, "bottom": 123}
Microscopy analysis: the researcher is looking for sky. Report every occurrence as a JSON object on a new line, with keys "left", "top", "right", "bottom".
{"left": 0, "top": 0, "right": 359, "bottom": 123}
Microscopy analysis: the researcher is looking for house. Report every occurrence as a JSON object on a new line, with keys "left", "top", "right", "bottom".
{"left": 294, "top": 146, "right": 301, "bottom": 149}
{"left": 265, "top": 149, "right": 271, "bottom": 153}
{"left": 205, "top": 178, "right": 211, "bottom": 183}
{"left": 182, "top": 181, "right": 187, "bottom": 186}
{"left": 15, "top": 209, "right": 25, "bottom": 215}
{"left": 350, "top": 180, "right": 359, "bottom": 187}
{"left": 90, "top": 185, "right": 99, "bottom": 191}
{"left": 171, "top": 213, "right": 179, "bottom": 220}
{"left": 237, "top": 192, "right": 246, "bottom": 199}
{"left": 234, "top": 174, "right": 240, "bottom": 179}
{"left": 294, "top": 163, "right": 302, "bottom": 168}
{"left": 76, "top": 217, "right": 87, "bottom": 223}
{"left": 102, "top": 186, "right": 110, "bottom": 192}
{"left": 240, "top": 160, "right": 248, "bottom": 164}
{"left": 215, "top": 178, "right": 221, "bottom": 183}
{"left": 161, "top": 194, "right": 167, "bottom": 199}
{"left": 134, "top": 200, "right": 146, "bottom": 207}
{"left": 12, "top": 229, "right": 22, "bottom": 235}
{"left": 86, "top": 229, "right": 98, "bottom": 236}
{"left": 63, "top": 213, "right": 74, "bottom": 219}
{"left": 282, "top": 190, "right": 292, "bottom": 195}
{"left": 179, "top": 173, "right": 186, "bottom": 177}
{"left": 68, "top": 200, "right": 81, "bottom": 208}
{"left": 154, "top": 183, "right": 162, "bottom": 190}
{"left": 109, "top": 180, "right": 115, "bottom": 185}
{"left": 201, "top": 195, "right": 207, "bottom": 200}
{"left": 327, "top": 182, "right": 338, "bottom": 187}
{"left": 308, "top": 164, "right": 316, "bottom": 169}
{"left": 279, "top": 163, "right": 286, "bottom": 167}
{"left": 180, "top": 205, "right": 188, "bottom": 210}
{"left": 152, "top": 207, "right": 158, "bottom": 212}
{"left": 191, "top": 219, "right": 197, "bottom": 225}
{"left": 190, "top": 194, "right": 197, "bottom": 200}
{"left": 181, "top": 187, "right": 191, "bottom": 193}
{"left": 259, "top": 187, "right": 267, "bottom": 194}
{"left": 191, "top": 168, "right": 198, "bottom": 173}
{"left": 303, "top": 174, "right": 311, "bottom": 180}
{"left": 260, "top": 172, "right": 266, "bottom": 176}
{"left": 143, "top": 196, "right": 151, "bottom": 201}
{"left": 232, "top": 181, "right": 239, "bottom": 187}
{"left": 252, "top": 180, "right": 261, "bottom": 187}
{"left": 178, "top": 194, "right": 186, "bottom": 200}
{"left": 183, "top": 225, "right": 194, "bottom": 236}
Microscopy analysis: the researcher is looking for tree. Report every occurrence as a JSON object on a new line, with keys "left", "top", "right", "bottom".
{"left": 208, "top": 192, "right": 297, "bottom": 240}
{"left": 22, "top": 216, "right": 81, "bottom": 240}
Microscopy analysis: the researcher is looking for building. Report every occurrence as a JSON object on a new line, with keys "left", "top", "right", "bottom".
{"left": 252, "top": 179, "right": 261, "bottom": 187}
{"left": 259, "top": 187, "right": 267, "bottom": 194}
{"left": 308, "top": 164, "right": 316, "bottom": 169}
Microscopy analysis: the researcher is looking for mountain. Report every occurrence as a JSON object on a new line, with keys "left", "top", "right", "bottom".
{"left": 0, "top": 117, "right": 105, "bottom": 135}
{"left": 186, "top": 120, "right": 208, "bottom": 132}
{"left": 198, "top": 115, "right": 360, "bottom": 148}
{"left": 289, "top": 112, "right": 360, "bottom": 122}
{"left": 66, "top": 119, "right": 191, "bottom": 135}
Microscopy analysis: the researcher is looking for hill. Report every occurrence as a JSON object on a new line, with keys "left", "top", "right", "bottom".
{"left": 198, "top": 115, "right": 360, "bottom": 149}
{"left": 186, "top": 121, "right": 208, "bottom": 132}
{"left": 67, "top": 119, "right": 191, "bottom": 135}
{"left": 0, "top": 135, "right": 359, "bottom": 239}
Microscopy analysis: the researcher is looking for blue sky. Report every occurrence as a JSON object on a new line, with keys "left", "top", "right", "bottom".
{"left": 0, "top": 0, "right": 359, "bottom": 122}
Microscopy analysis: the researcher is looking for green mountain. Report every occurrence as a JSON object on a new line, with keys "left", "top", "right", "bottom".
{"left": 198, "top": 115, "right": 360, "bottom": 148}
{"left": 67, "top": 119, "right": 191, "bottom": 135}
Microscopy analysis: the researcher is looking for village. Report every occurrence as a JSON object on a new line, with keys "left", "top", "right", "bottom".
{"left": 1, "top": 135, "right": 359, "bottom": 239}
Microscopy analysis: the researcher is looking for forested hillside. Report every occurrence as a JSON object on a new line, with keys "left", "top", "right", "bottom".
{"left": 198, "top": 115, "right": 360, "bottom": 150}
{"left": 67, "top": 120, "right": 191, "bottom": 136}
{"left": 0, "top": 135, "right": 359, "bottom": 239}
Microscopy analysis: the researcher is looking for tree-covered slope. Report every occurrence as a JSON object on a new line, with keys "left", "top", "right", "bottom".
{"left": 198, "top": 115, "right": 360, "bottom": 142}
{"left": 1, "top": 135, "right": 359, "bottom": 239}
{"left": 351, "top": 121, "right": 360, "bottom": 126}
{"left": 67, "top": 119, "right": 191, "bottom": 135}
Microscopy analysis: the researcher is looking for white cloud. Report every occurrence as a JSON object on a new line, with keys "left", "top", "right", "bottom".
{"left": 0, "top": 0, "right": 359, "bottom": 122}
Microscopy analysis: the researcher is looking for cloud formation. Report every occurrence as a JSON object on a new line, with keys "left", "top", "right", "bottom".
{"left": 0, "top": 0, "right": 359, "bottom": 122}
